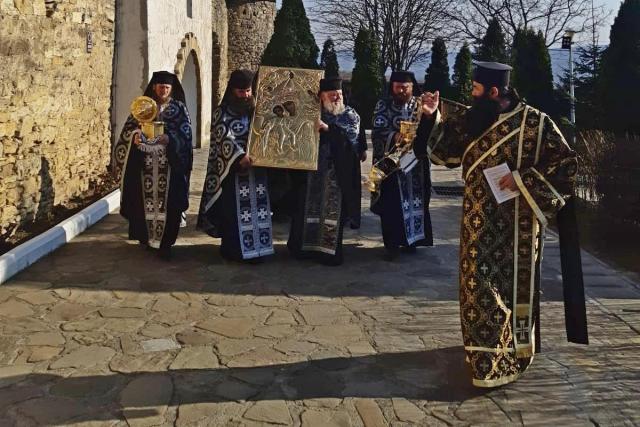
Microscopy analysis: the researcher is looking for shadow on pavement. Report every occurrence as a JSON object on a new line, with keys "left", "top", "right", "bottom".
{"left": 2, "top": 347, "right": 486, "bottom": 424}
{"left": 8, "top": 204, "right": 640, "bottom": 301}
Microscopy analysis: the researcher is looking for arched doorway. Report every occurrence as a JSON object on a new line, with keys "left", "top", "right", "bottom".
{"left": 182, "top": 53, "right": 199, "bottom": 148}
{"left": 174, "top": 33, "right": 203, "bottom": 149}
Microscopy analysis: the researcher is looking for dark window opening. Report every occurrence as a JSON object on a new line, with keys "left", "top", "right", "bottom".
{"left": 186, "top": 0, "right": 193, "bottom": 18}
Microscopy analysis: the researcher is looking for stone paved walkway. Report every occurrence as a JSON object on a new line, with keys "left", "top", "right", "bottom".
{"left": 1, "top": 150, "right": 639, "bottom": 426}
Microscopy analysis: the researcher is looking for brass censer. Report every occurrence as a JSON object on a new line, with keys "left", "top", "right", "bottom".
{"left": 367, "top": 103, "right": 422, "bottom": 193}
{"left": 130, "top": 96, "right": 164, "bottom": 139}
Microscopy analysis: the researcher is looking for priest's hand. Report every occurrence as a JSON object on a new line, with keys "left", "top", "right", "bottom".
{"left": 316, "top": 118, "right": 329, "bottom": 133}
{"left": 421, "top": 91, "right": 439, "bottom": 117}
{"left": 499, "top": 172, "right": 518, "bottom": 191}
{"left": 157, "top": 134, "right": 170, "bottom": 146}
{"left": 360, "top": 151, "right": 367, "bottom": 163}
{"left": 238, "top": 154, "right": 252, "bottom": 171}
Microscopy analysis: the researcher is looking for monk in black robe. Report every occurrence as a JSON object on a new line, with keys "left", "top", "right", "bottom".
{"left": 198, "top": 70, "right": 274, "bottom": 262}
{"left": 112, "top": 71, "right": 193, "bottom": 260}
{"left": 288, "top": 78, "right": 366, "bottom": 266}
{"left": 371, "top": 71, "right": 434, "bottom": 261}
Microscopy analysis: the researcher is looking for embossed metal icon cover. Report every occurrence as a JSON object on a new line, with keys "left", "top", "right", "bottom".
{"left": 130, "top": 96, "right": 158, "bottom": 123}
{"left": 248, "top": 66, "right": 324, "bottom": 170}
{"left": 130, "top": 96, "right": 163, "bottom": 139}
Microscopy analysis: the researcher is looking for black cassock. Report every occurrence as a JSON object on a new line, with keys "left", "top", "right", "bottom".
{"left": 371, "top": 97, "right": 433, "bottom": 250}
{"left": 287, "top": 106, "right": 364, "bottom": 265}
{"left": 198, "top": 104, "right": 274, "bottom": 261}
{"left": 112, "top": 99, "right": 193, "bottom": 251}
{"left": 413, "top": 98, "right": 587, "bottom": 387}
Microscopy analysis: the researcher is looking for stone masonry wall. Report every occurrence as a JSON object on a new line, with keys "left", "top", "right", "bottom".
{"left": 226, "top": 0, "right": 275, "bottom": 75}
{"left": 212, "top": 0, "right": 229, "bottom": 107}
{"left": 0, "top": 0, "right": 116, "bottom": 237}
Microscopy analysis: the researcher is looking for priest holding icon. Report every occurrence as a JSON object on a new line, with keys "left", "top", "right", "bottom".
{"left": 197, "top": 70, "right": 275, "bottom": 263}
{"left": 414, "top": 61, "right": 588, "bottom": 387}
{"left": 112, "top": 71, "right": 193, "bottom": 261}
{"left": 287, "top": 77, "right": 365, "bottom": 266}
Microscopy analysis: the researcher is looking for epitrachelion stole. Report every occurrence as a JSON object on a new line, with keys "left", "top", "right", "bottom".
{"left": 248, "top": 66, "right": 324, "bottom": 171}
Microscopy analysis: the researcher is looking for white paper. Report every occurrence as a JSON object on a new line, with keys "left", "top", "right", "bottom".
{"left": 483, "top": 163, "right": 520, "bottom": 204}
{"left": 400, "top": 151, "right": 418, "bottom": 173}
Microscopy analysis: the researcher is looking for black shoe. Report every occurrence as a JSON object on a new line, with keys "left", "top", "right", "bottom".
{"left": 158, "top": 247, "right": 172, "bottom": 261}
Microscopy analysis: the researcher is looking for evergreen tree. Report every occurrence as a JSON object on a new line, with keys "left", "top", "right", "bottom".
{"left": 320, "top": 38, "right": 340, "bottom": 78}
{"left": 511, "top": 28, "right": 555, "bottom": 114}
{"left": 556, "top": 0, "right": 605, "bottom": 130}
{"left": 557, "top": 42, "right": 605, "bottom": 129}
{"left": 351, "top": 27, "right": 384, "bottom": 129}
{"left": 423, "top": 38, "right": 451, "bottom": 97}
{"left": 451, "top": 42, "right": 473, "bottom": 104}
{"left": 599, "top": 0, "right": 640, "bottom": 133}
{"left": 475, "top": 19, "right": 509, "bottom": 63}
{"left": 555, "top": 69, "right": 572, "bottom": 121}
{"left": 261, "top": 0, "right": 319, "bottom": 68}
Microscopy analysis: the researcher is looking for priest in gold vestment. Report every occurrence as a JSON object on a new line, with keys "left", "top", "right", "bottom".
{"left": 414, "top": 62, "right": 588, "bottom": 387}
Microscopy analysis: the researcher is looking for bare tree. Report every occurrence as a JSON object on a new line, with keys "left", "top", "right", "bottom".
{"left": 448, "top": 0, "right": 610, "bottom": 47}
{"left": 311, "top": 0, "right": 454, "bottom": 72}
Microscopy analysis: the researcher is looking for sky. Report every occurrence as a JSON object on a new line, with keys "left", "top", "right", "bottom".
{"left": 275, "top": 0, "right": 623, "bottom": 82}
{"left": 275, "top": 0, "right": 622, "bottom": 45}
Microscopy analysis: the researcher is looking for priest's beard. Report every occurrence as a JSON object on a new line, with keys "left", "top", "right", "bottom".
{"left": 392, "top": 91, "right": 412, "bottom": 106}
{"left": 228, "top": 94, "right": 256, "bottom": 115}
{"left": 323, "top": 99, "right": 346, "bottom": 116}
{"left": 464, "top": 94, "right": 501, "bottom": 139}
{"left": 153, "top": 94, "right": 171, "bottom": 106}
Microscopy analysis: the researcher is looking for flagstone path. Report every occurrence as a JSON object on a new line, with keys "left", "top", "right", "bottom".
{"left": 0, "top": 150, "right": 639, "bottom": 426}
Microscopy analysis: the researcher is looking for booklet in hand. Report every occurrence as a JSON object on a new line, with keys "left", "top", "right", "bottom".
{"left": 483, "top": 163, "right": 520, "bottom": 204}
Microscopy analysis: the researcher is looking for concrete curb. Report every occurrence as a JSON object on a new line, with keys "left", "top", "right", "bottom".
{"left": 0, "top": 190, "right": 121, "bottom": 285}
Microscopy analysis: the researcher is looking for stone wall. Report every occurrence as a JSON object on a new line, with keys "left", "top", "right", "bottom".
{"left": 226, "top": 0, "right": 275, "bottom": 74}
{"left": 0, "top": 0, "right": 116, "bottom": 237}
{"left": 211, "top": 0, "right": 229, "bottom": 108}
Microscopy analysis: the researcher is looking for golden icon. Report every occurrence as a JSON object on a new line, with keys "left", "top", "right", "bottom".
{"left": 248, "top": 66, "right": 324, "bottom": 170}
